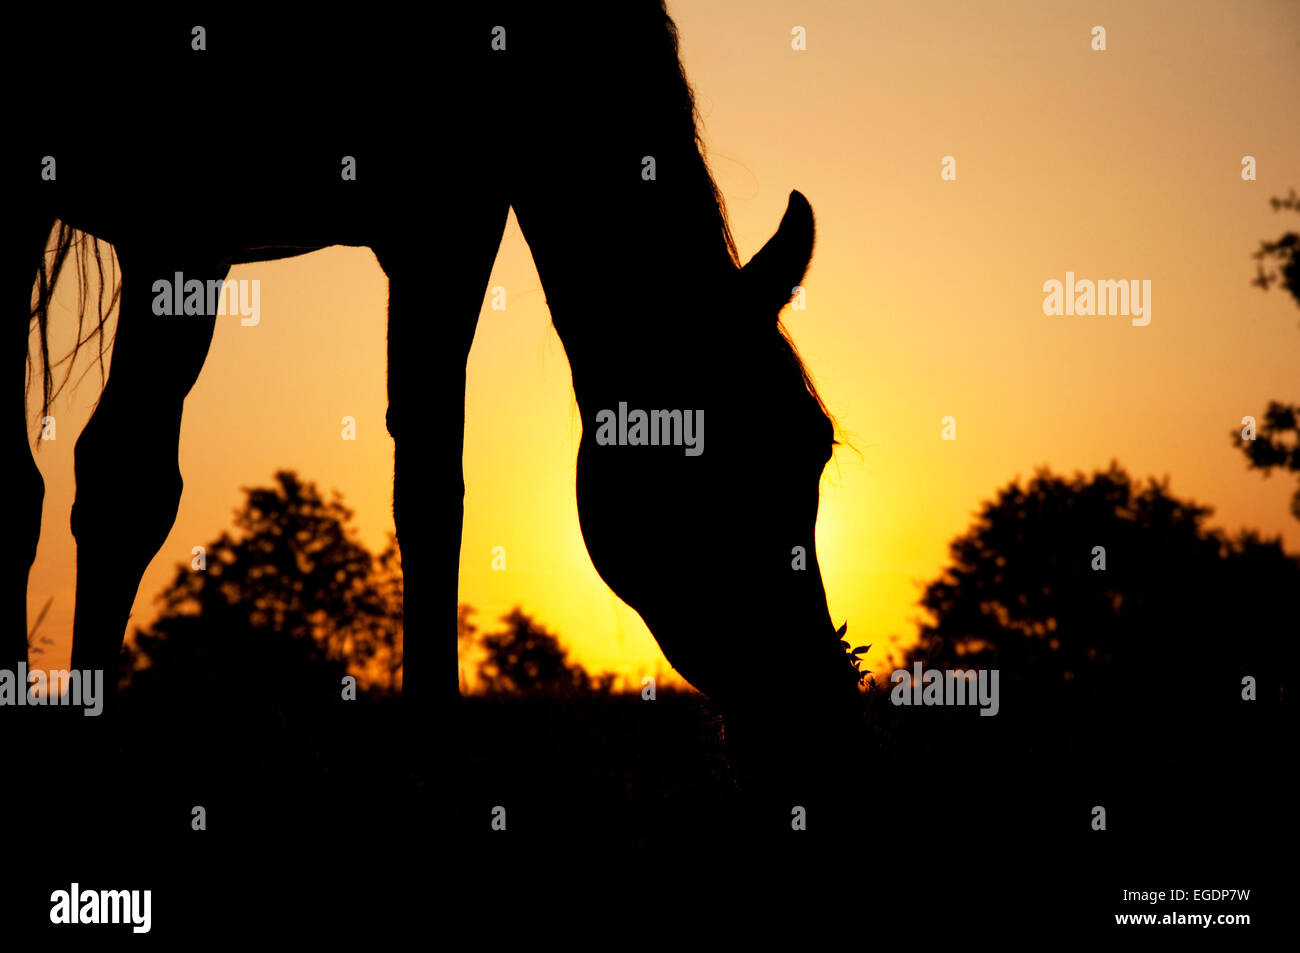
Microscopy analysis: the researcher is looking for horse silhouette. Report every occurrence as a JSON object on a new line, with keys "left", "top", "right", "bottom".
{"left": 8, "top": 4, "right": 862, "bottom": 794}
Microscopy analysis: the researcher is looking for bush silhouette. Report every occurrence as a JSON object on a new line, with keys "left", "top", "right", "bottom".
{"left": 473, "top": 607, "right": 612, "bottom": 697}
{"left": 122, "top": 471, "right": 403, "bottom": 711}
{"left": 903, "top": 462, "right": 1296, "bottom": 747}
{"left": 1236, "top": 189, "right": 1300, "bottom": 519}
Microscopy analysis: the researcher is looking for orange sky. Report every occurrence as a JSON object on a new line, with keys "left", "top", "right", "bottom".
{"left": 26, "top": 0, "right": 1300, "bottom": 685}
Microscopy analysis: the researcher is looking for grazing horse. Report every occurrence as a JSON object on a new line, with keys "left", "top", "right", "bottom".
{"left": 10, "top": 4, "right": 862, "bottom": 796}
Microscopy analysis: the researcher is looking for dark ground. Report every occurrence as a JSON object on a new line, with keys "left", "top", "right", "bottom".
{"left": 0, "top": 682, "right": 1286, "bottom": 943}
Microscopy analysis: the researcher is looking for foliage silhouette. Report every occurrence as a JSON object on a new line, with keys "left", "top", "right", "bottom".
{"left": 900, "top": 462, "right": 1296, "bottom": 750}
{"left": 473, "top": 606, "right": 614, "bottom": 697}
{"left": 121, "top": 471, "right": 403, "bottom": 711}
{"left": 1250, "top": 189, "right": 1300, "bottom": 305}
{"left": 1236, "top": 190, "right": 1300, "bottom": 519}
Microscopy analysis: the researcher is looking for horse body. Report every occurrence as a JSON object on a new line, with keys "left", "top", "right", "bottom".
{"left": 8, "top": 11, "right": 508, "bottom": 711}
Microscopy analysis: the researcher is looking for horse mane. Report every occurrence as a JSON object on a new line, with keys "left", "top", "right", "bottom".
{"left": 651, "top": 1, "right": 837, "bottom": 437}
{"left": 655, "top": 5, "right": 740, "bottom": 270}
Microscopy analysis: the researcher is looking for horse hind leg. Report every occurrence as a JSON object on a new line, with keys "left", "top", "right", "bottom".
{"left": 3, "top": 214, "right": 56, "bottom": 672}
{"left": 69, "top": 247, "right": 228, "bottom": 696}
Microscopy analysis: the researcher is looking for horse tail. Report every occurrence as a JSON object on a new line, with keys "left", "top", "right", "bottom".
{"left": 29, "top": 221, "right": 119, "bottom": 438}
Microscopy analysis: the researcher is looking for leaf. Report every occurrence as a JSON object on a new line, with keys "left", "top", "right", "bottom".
{"left": 851, "top": 645, "right": 871, "bottom": 656}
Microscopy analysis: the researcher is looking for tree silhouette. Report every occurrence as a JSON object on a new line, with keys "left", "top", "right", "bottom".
{"left": 1235, "top": 401, "right": 1300, "bottom": 520}
{"left": 475, "top": 607, "right": 612, "bottom": 696}
{"left": 457, "top": 603, "right": 478, "bottom": 694}
{"left": 122, "top": 471, "right": 403, "bottom": 710}
{"left": 905, "top": 463, "right": 1296, "bottom": 740}
{"left": 1235, "top": 190, "right": 1300, "bottom": 519}
{"left": 1250, "top": 189, "right": 1300, "bottom": 304}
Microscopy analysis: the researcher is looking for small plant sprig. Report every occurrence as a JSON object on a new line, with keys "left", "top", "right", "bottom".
{"left": 27, "top": 596, "right": 54, "bottom": 656}
{"left": 836, "top": 622, "right": 872, "bottom": 687}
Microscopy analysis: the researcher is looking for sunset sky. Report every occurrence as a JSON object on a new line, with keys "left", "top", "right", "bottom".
{"left": 27, "top": 0, "right": 1300, "bottom": 686}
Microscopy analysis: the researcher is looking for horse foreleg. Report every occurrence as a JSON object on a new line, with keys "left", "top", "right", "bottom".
{"left": 374, "top": 191, "right": 508, "bottom": 715}
{"left": 69, "top": 249, "right": 227, "bottom": 699}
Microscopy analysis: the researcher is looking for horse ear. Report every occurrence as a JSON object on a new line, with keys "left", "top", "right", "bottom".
{"left": 741, "top": 190, "right": 815, "bottom": 313}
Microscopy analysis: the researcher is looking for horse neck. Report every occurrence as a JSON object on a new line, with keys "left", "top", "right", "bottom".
{"left": 513, "top": 195, "right": 738, "bottom": 411}
{"left": 503, "top": 2, "right": 740, "bottom": 410}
